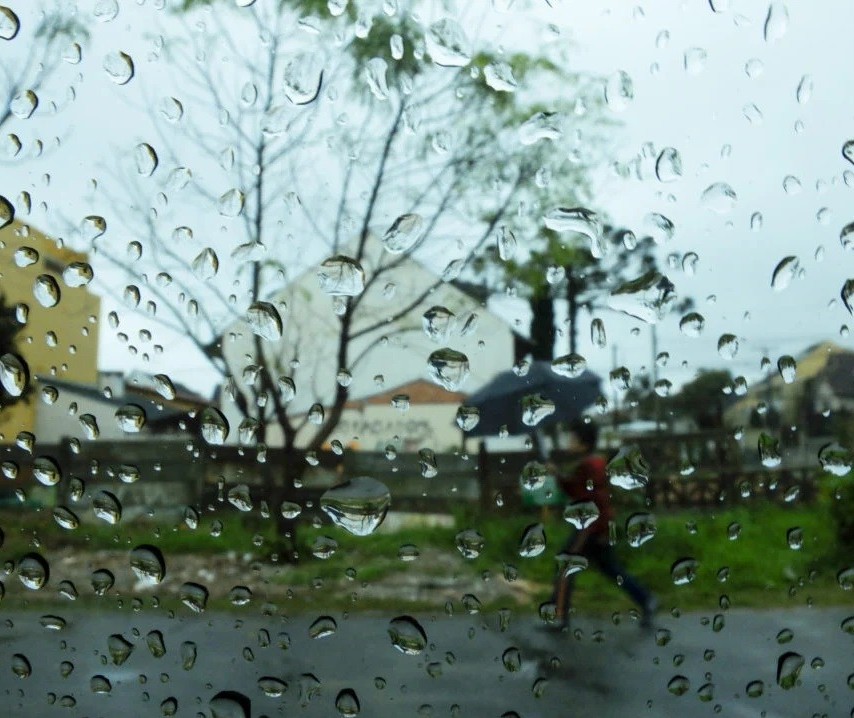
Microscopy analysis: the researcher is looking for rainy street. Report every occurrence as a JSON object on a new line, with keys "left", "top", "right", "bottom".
{"left": 0, "top": 607, "right": 851, "bottom": 717}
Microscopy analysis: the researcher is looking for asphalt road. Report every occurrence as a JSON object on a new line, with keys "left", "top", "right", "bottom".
{"left": 0, "top": 606, "right": 852, "bottom": 717}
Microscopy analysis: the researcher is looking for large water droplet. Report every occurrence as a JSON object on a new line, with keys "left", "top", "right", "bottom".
{"left": 427, "top": 348, "right": 470, "bottom": 391}
{"left": 33, "top": 274, "right": 60, "bottom": 307}
{"left": 455, "top": 405, "right": 480, "bottom": 431}
{"left": 776, "top": 651, "right": 804, "bottom": 689}
{"left": 388, "top": 616, "right": 427, "bottom": 654}
{"left": 318, "top": 255, "right": 365, "bottom": 296}
{"left": 218, "top": 188, "right": 245, "bottom": 217}
{"left": 10, "top": 90, "right": 38, "bottom": 119}
{"left": 758, "top": 432, "right": 782, "bottom": 468}
{"left": 135, "top": 143, "right": 158, "bottom": 176}
{"left": 103, "top": 51, "right": 134, "bottom": 84}
{"left": 608, "top": 270, "right": 676, "bottom": 324}
{"left": 33, "top": 456, "right": 61, "bottom": 486}
{"left": 843, "top": 140, "right": 854, "bottom": 166}
{"left": 364, "top": 57, "right": 389, "bottom": 100}
{"left": 496, "top": 225, "right": 517, "bottom": 261}
{"left": 0, "top": 195, "right": 13, "bottom": 228}
{"left": 655, "top": 147, "right": 682, "bottom": 182}
{"left": 817, "top": 442, "right": 852, "bottom": 476}
{"left": 320, "top": 477, "right": 391, "bottom": 536}
{"left": 91, "top": 568, "right": 115, "bottom": 596}
{"left": 382, "top": 213, "right": 423, "bottom": 253}
{"left": 425, "top": 18, "right": 471, "bottom": 67}
{"left": 679, "top": 312, "right": 705, "bottom": 337}
{"left": 335, "top": 688, "right": 360, "bottom": 717}
{"left": 604, "top": 70, "right": 633, "bottom": 112}
{"left": 777, "top": 355, "right": 796, "bottom": 383}
{"left": 606, "top": 445, "right": 650, "bottom": 490}
{"left": 309, "top": 615, "right": 337, "bottom": 639}
{"left": 62, "top": 262, "right": 94, "bottom": 288}
{"left": 18, "top": 553, "right": 49, "bottom": 590}
{"left": 81, "top": 215, "right": 107, "bottom": 241}
{"left": 422, "top": 306, "right": 455, "bottom": 343}
{"left": 764, "top": 3, "right": 789, "bottom": 43}
{"left": 455, "top": 528, "right": 484, "bottom": 558}
{"left": 130, "top": 545, "right": 165, "bottom": 584}
{"left": 518, "top": 523, "right": 546, "bottom": 558}
{"left": 642, "top": 212, "right": 675, "bottom": 244}
{"left": 53, "top": 506, "right": 80, "bottom": 530}
{"left": 484, "top": 62, "right": 517, "bottom": 92}
{"left": 0, "top": 6, "right": 21, "bottom": 40}
{"left": 11, "top": 653, "right": 31, "bottom": 678}
{"left": 227, "top": 483, "right": 253, "bottom": 512}
{"left": 717, "top": 333, "right": 739, "bottom": 360}
{"left": 0, "top": 353, "right": 29, "bottom": 396}
{"left": 563, "top": 501, "right": 599, "bottom": 530}
{"left": 667, "top": 675, "right": 690, "bottom": 696}
{"left": 200, "top": 408, "right": 229, "bottom": 445}
{"left": 543, "top": 207, "right": 603, "bottom": 256}
{"left": 626, "top": 512, "right": 657, "bottom": 547}
{"left": 519, "top": 112, "right": 562, "bottom": 145}
{"left": 283, "top": 52, "right": 324, "bottom": 105}
{"left": 115, "top": 404, "right": 146, "bottom": 433}
{"left": 551, "top": 353, "right": 587, "bottom": 378}
{"left": 671, "top": 557, "right": 699, "bottom": 585}
{"left": 93, "top": 490, "right": 122, "bottom": 524}
{"left": 701, "top": 182, "right": 737, "bottom": 213}
{"left": 521, "top": 394, "right": 555, "bottom": 427}
{"left": 771, "top": 256, "right": 799, "bottom": 291}
{"left": 180, "top": 582, "right": 209, "bottom": 613}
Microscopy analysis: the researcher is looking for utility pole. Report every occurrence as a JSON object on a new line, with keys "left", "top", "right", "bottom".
{"left": 566, "top": 266, "right": 578, "bottom": 355}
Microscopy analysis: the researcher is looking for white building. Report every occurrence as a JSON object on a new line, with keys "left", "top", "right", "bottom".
{"left": 219, "top": 244, "right": 516, "bottom": 449}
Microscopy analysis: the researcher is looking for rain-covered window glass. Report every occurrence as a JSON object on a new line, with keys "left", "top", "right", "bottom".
{"left": 1, "top": 0, "right": 853, "bottom": 715}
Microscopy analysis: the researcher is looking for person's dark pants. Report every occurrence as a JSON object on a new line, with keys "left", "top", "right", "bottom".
{"left": 553, "top": 535, "right": 652, "bottom": 624}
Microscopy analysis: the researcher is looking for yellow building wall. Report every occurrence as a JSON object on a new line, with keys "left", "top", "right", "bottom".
{"left": 0, "top": 220, "right": 100, "bottom": 443}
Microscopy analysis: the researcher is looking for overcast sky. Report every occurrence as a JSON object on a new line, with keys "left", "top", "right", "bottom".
{"left": 2, "top": 0, "right": 853, "bottom": 403}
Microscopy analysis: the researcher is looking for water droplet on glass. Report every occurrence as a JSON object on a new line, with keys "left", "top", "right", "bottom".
{"left": 764, "top": 2, "right": 789, "bottom": 43}
{"left": 53, "top": 506, "right": 79, "bottom": 530}
{"left": 318, "top": 255, "right": 365, "bottom": 296}
{"left": 115, "top": 404, "right": 146, "bottom": 433}
{"left": 607, "top": 445, "right": 650, "bottom": 490}
{"left": 817, "top": 442, "right": 852, "bottom": 476}
{"left": 10, "top": 90, "right": 38, "bottom": 119}
{"left": 626, "top": 512, "right": 657, "bottom": 547}
{"left": 604, "top": 70, "right": 633, "bottom": 112}
{"left": 518, "top": 523, "right": 546, "bottom": 558}
{"left": 484, "top": 62, "right": 517, "bottom": 92}
{"left": 655, "top": 147, "right": 682, "bottom": 183}
{"left": 758, "top": 432, "right": 782, "bottom": 468}
{"left": 543, "top": 207, "right": 603, "bottom": 256}
{"left": 179, "top": 582, "right": 209, "bottom": 613}
{"left": 679, "top": 312, "right": 705, "bottom": 337}
{"left": 11, "top": 653, "right": 31, "bottom": 678}
{"left": 608, "top": 270, "right": 676, "bottom": 324}
{"left": 130, "top": 545, "right": 165, "bottom": 584}
{"left": 321, "top": 477, "right": 391, "bottom": 536}
{"left": 796, "top": 74, "right": 813, "bottom": 104}
{"left": 258, "top": 677, "right": 287, "bottom": 697}
{"left": 284, "top": 52, "right": 324, "bottom": 105}
{"left": 0, "top": 195, "right": 13, "bottom": 228}
{"left": 776, "top": 651, "right": 804, "bottom": 689}
{"left": 422, "top": 306, "right": 455, "bottom": 343}
{"left": 0, "top": 353, "right": 29, "bottom": 396}
{"left": 91, "top": 568, "right": 114, "bottom": 596}
{"left": 771, "top": 256, "right": 799, "bottom": 291}
{"left": 777, "top": 355, "right": 796, "bottom": 383}
{"left": 218, "top": 188, "right": 245, "bottom": 217}
{"left": 14, "top": 246, "right": 38, "bottom": 267}
{"left": 309, "top": 615, "right": 337, "bottom": 639}
{"left": 551, "top": 353, "right": 587, "bottom": 378}
{"left": 701, "top": 182, "right": 737, "bottom": 213}
{"left": 388, "top": 615, "right": 427, "bottom": 654}
{"left": 455, "top": 528, "right": 484, "bottom": 559}
{"left": 93, "top": 0, "right": 119, "bottom": 21}
{"left": 683, "top": 47, "right": 707, "bottom": 74}
{"left": 63, "top": 262, "right": 94, "bottom": 288}
{"left": 200, "top": 408, "right": 229, "bottom": 445}
{"left": 717, "top": 334, "right": 739, "bottom": 360}
{"left": 33, "top": 275, "right": 60, "bottom": 308}
{"left": 336, "top": 688, "right": 360, "bottom": 716}
{"left": 364, "top": 57, "right": 389, "bottom": 100}
{"left": 209, "top": 692, "right": 250, "bottom": 718}
{"left": 32, "top": 456, "right": 61, "bottom": 486}
{"left": 671, "top": 557, "right": 699, "bottom": 585}
{"left": 93, "top": 490, "right": 121, "bottom": 524}
{"left": 497, "top": 225, "right": 517, "bottom": 261}
{"left": 427, "top": 348, "right": 469, "bottom": 391}
{"left": 0, "top": 6, "right": 20, "bottom": 40}
{"left": 135, "top": 143, "right": 158, "bottom": 176}
{"left": 425, "top": 18, "right": 471, "bottom": 67}
{"left": 63, "top": 42, "right": 82, "bottom": 64}
{"left": 564, "top": 501, "right": 599, "bottom": 530}
{"left": 382, "top": 213, "right": 423, "bottom": 253}
{"left": 519, "top": 112, "right": 562, "bottom": 145}
{"left": 103, "top": 51, "right": 134, "bottom": 84}
{"left": 455, "top": 405, "right": 480, "bottom": 431}
{"left": 18, "top": 553, "right": 49, "bottom": 590}
{"left": 521, "top": 394, "right": 555, "bottom": 427}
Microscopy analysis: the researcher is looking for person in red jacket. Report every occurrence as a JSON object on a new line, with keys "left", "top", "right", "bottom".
{"left": 548, "top": 418, "right": 657, "bottom": 631}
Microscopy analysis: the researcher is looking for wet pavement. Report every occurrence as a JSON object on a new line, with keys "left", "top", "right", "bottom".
{"left": 0, "top": 606, "right": 852, "bottom": 717}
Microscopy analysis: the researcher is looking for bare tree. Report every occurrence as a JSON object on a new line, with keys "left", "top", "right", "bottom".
{"left": 97, "top": 0, "right": 609, "bottom": 555}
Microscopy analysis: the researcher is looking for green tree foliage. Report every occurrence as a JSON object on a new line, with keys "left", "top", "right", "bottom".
{"left": 671, "top": 369, "right": 735, "bottom": 429}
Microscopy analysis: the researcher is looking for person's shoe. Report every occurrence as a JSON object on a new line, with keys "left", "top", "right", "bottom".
{"left": 640, "top": 596, "right": 658, "bottom": 629}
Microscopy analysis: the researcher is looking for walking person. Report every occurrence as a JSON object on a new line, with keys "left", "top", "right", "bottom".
{"left": 548, "top": 418, "right": 658, "bottom": 631}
